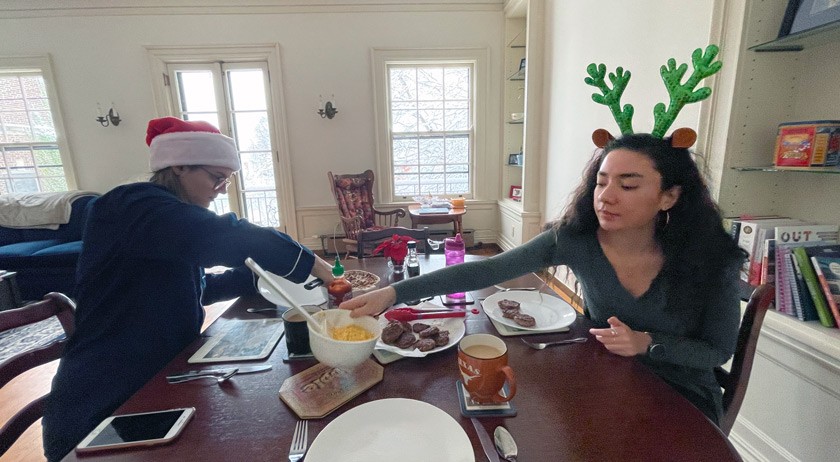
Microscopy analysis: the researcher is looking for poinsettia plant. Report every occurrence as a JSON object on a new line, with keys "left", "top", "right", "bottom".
{"left": 373, "top": 234, "right": 414, "bottom": 263}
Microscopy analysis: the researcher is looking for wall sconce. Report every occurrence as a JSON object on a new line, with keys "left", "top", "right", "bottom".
{"left": 317, "top": 94, "right": 338, "bottom": 119}
{"left": 96, "top": 103, "right": 121, "bottom": 127}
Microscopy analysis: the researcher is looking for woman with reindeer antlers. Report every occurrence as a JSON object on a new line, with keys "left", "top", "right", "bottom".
{"left": 342, "top": 45, "right": 745, "bottom": 425}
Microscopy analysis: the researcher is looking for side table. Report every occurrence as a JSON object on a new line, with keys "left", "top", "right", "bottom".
{"left": 407, "top": 205, "right": 466, "bottom": 235}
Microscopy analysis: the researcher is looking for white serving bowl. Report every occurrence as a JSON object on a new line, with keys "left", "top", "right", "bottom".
{"left": 308, "top": 309, "right": 382, "bottom": 369}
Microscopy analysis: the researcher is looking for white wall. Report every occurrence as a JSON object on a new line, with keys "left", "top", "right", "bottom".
{"left": 540, "top": 0, "right": 715, "bottom": 223}
{"left": 0, "top": 4, "right": 504, "bottom": 243}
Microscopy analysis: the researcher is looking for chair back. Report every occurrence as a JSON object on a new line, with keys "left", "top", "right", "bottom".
{"left": 714, "top": 283, "right": 773, "bottom": 435}
{"left": 0, "top": 292, "right": 76, "bottom": 456}
{"left": 357, "top": 227, "right": 430, "bottom": 258}
{"left": 328, "top": 170, "right": 378, "bottom": 234}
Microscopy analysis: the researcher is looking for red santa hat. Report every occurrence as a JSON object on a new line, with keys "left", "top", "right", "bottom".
{"left": 146, "top": 117, "right": 240, "bottom": 172}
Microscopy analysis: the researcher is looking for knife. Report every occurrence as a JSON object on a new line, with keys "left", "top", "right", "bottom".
{"left": 471, "top": 417, "right": 501, "bottom": 462}
{"left": 166, "top": 364, "right": 272, "bottom": 381}
{"left": 384, "top": 308, "right": 466, "bottom": 322}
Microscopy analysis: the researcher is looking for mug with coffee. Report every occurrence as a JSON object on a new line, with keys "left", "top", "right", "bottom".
{"left": 457, "top": 333, "right": 516, "bottom": 404}
{"left": 282, "top": 305, "right": 322, "bottom": 357}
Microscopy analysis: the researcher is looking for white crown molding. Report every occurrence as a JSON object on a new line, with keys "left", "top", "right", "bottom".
{"left": 0, "top": 0, "right": 504, "bottom": 18}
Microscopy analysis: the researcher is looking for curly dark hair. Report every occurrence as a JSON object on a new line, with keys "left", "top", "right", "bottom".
{"left": 551, "top": 133, "right": 744, "bottom": 313}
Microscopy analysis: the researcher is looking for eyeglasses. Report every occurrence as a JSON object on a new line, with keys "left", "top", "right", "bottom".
{"left": 197, "top": 166, "right": 234, "bottom": 191}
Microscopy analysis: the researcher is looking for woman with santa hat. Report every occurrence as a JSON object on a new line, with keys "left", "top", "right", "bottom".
{"left": 42, "top": 117, "right": 333, "bottom": 461}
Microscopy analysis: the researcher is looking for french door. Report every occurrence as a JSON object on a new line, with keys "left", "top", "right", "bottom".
{"left": 166, "top": 61, "right": 282, "bottom": 228}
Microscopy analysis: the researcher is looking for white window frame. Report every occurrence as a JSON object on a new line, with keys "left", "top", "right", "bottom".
{"left": 371, "top": 47, "right": 489, "bottom": 204}
{"left": 145, "top": 44, "right": 298, "bottom": 238}
{"left": 0, "top": 54, "right": 77, "bottom": 191}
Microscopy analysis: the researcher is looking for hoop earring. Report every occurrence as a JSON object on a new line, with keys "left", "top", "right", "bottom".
{"left": 659, "top": 209, "right": 670, "bottom": 228}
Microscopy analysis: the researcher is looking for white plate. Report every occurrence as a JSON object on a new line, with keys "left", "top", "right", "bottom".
{"left": 257, "top": 274, "right": 327, "bottom": 307}
{"left": 375, "top": 316, "right": 466, "bottom": 358}
{"left": 306, "top": 398, "right": 473, "bottom": 462}
{"left": 482, "top": 290, "right": 577, "bottom": 332}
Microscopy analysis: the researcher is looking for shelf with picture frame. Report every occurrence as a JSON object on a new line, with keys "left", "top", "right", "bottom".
{"left": 498, "top": 0, "right": 544, "bottom": 250}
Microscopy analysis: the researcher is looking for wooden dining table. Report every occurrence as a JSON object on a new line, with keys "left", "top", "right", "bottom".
{"left": 62, "top": 254, "right": 741, "bottom": 461}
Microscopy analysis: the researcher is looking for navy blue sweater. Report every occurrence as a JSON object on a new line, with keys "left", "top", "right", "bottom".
{"left": 42, "top": 183, "right": 314, "bottom": 461}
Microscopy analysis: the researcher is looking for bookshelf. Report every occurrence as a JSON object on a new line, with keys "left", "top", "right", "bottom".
{"left": 708, "top": 1, "right": 840, "bottom": 459}
{"left": 498, "top": 0, "right": 543, "bottom": 250}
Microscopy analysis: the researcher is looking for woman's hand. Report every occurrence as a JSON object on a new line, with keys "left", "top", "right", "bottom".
{"left": 311, "top": 255, "right": 335, "bottom": 286}
{"left": 339, "top": 287, "right": 397, "bottom": 317}
{"left": 589, "top": 316, "right": 651, "bottom": 356}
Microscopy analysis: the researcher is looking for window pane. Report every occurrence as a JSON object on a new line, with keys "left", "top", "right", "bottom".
{"left": 228, "top": 70, "right": 267, "bottom": 111}
{"left": 176, "top": 71, "right": 217, "bottom": 112}
{"left": 239, "top": 150, "right": 275, "bottom": 190}
{"left": 184, "top": 113, "right": 220, "bottom": 128}
{"left": 389, "top": 68, "right": 417, "bottom": 101}
{"left": 417, "top": 68, "right": 443, "bottom": 101}
{"left": 232, "top": 112, "right": 271, "bottom": 151}
{"left": 387, "top": 63, "right": 472, "bottom": 197}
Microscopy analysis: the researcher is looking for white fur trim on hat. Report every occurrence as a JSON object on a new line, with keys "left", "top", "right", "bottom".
{"left": 149, "top": 131, "right": 240, "bottom": 172}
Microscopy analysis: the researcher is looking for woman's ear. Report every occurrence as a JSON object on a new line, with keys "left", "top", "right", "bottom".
{"left": 660, "top": 185, "right": 682, "bottom": 211}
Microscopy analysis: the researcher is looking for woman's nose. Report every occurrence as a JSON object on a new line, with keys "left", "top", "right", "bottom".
{"left": 598, "top": 184, "right": 617, "bottom": 204}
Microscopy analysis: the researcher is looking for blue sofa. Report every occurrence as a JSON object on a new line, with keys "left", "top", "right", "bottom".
{"left": 0, "top": 194, "right": 98, "bottom": 301}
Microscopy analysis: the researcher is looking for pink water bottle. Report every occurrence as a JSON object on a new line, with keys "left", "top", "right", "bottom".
{"left": 444, "top": 233, "right": 466, "bottom": 299}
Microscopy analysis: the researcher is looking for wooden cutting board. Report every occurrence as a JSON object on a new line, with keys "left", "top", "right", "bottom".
{"left": 278, "top": 359, "right": 384, "bottom": 419}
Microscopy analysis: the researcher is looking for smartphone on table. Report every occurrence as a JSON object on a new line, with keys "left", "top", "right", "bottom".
{"left": 75, "top": 407, "right": 195, "bottom": 454}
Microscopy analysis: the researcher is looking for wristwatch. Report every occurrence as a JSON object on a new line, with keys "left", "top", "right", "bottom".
{"left": 645, "top": 332, "right": 662, "bottom": 357}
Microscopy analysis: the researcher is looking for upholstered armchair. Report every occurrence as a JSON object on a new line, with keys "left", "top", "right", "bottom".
{"left": 327, "top": 170, "right": 407, "bottom": 256}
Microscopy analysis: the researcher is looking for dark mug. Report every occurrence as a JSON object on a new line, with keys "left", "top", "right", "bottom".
{"left": 282, "top": 306, "right": 321, "bottom": 356}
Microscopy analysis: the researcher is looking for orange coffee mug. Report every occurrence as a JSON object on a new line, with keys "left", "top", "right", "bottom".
{"left": 457, "top": 334, "right": 516, "bottom": 404}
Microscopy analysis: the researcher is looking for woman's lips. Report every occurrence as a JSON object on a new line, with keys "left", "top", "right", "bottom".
{"left": 598, "top": 209, "right": 619, "bottom": 220}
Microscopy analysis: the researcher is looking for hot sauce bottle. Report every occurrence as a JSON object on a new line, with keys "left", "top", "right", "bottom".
{"left": 327, "top": 256, "right": 353, "bottom": 309}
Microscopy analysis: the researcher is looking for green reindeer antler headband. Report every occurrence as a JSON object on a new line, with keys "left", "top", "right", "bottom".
{"left": 585, "top": 44, "right": 722, "bottom": 148}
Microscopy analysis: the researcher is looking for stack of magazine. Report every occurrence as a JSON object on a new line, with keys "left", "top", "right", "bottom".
{"left": 725, "top": 216, "right": 840, "bottom": 328}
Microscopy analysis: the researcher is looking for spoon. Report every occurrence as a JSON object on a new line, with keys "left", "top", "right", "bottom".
{"left": 521, "top": 337, "right": 588, "bottom": 350}
{"left": 494, "top": 285, "right": 536, "bottom": 292}
{"left": 246, "top": 307, "right": 281, "bottom": 313}
{"left": 494, "top": 426, "right": 518, "bottom": 461}
{"left": 245, "top": 258, "right": 326, "bottom": 335}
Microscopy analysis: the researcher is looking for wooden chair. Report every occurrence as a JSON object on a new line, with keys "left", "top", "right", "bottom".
{"left": 714, "top": 283, "right": 773, "bottom": 435}
{"left": 327, "top": 170, "right": 407, "bottom": 257}
{"left": 0, "top": 292, "right": 76, "bottom": 456}
{"left": 356, "top": 226, "right": 430, "bottom": 258}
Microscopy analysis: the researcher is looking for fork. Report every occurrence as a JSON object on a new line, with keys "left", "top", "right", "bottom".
{"left": 521, "top": 337, "right": 587, "bottom": 349}
{"left": 288, "top": 420, "right": 308, "bottom": 462}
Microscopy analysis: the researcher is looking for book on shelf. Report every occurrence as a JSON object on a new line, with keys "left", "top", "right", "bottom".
{"left": 774, "top": 223, "right": 839, "bottom": 246}
{"left": 790, "top": 253, "right": 819, "bottom": 322}
{"left": 760, "top": 238, "right": 776, "bottom": 285}
{"left": 726, "top": 215, "right": 784, "bottom": 242}
{"left": 775, "top": 242, "right": 792, "bottom": 315}
{"left": 792, "top": 246, "right": 836, "bottom": 328}
{"left": 775, "top": 241, "right": 833, "bottom": 318}
{"left": 737, "top": 218, "right": 802, "bottom": 283}
{"left": 810, "top": 255, "right": 840, "bottom": 327}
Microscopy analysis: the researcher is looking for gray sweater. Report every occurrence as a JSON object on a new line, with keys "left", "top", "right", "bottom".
{"left": 393, "top": 228, "right": 741, "bottom": 421}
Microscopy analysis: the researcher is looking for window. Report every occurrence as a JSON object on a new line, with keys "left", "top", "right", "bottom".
{"left": 0, "top": 56, "right": 75, "bottom": 194}
{"left": 389, "top": 65, "right": 471, "bottom": 198}
{"left": 373, "top": 48, "right": 488, "bottom": 203}
{"left": 148, "top": 45, "right": 297, "bottom": 235}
